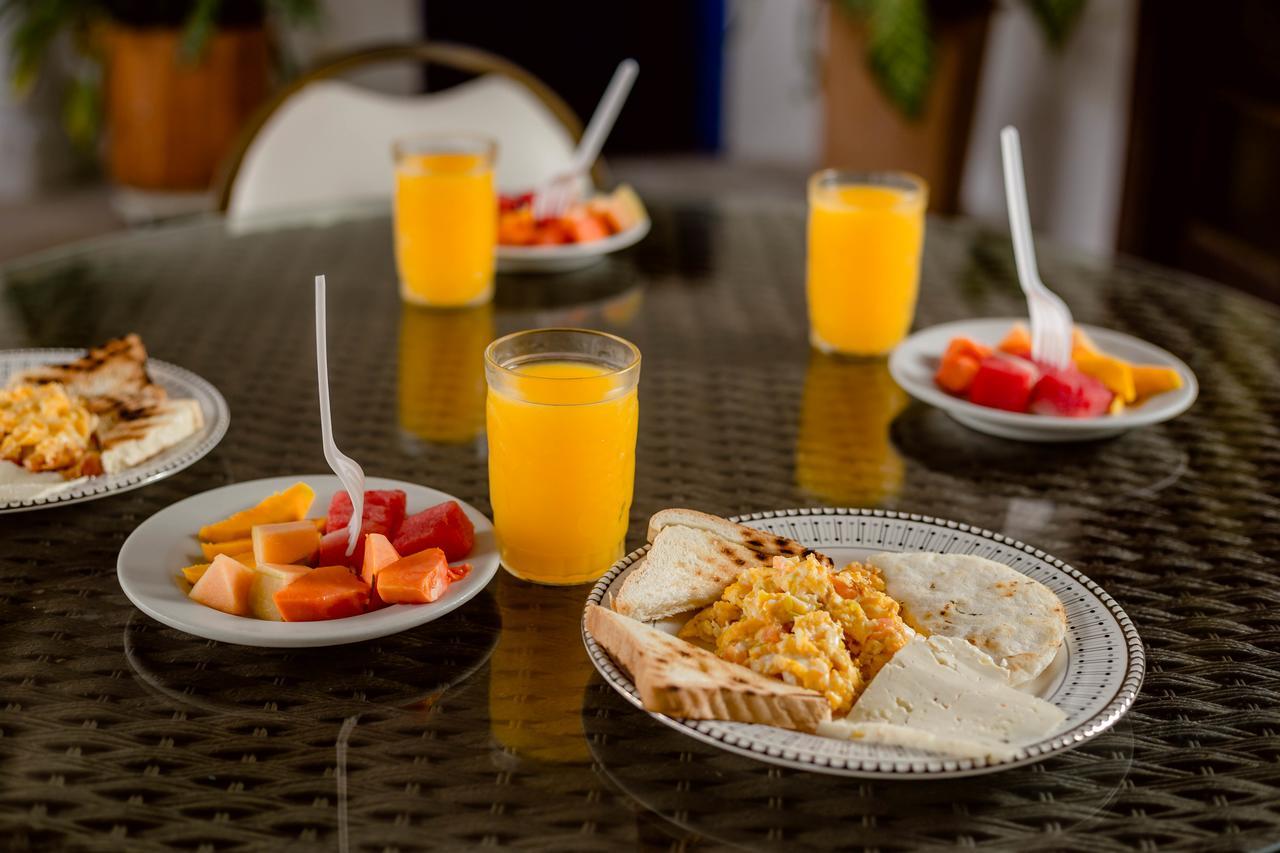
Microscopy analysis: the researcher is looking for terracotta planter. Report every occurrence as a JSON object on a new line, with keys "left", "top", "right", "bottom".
{"left": 104, "top": 23, "right": 269, "bottom": 190}
{"left": 822, "top": 4, "right": 990, "bottom": 214}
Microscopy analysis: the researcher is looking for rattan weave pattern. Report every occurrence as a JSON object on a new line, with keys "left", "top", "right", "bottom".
{"left": 1, "top": 202, "right": 1278, "bottom": 851}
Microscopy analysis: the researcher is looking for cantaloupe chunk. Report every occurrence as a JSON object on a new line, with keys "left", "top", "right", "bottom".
{"left": 188, "top": 554, "right": 256, "bottom": 616}
{"left": 273, "top": 566, "right": 370, "bottom": 621}
{"left": 1131, "top": 364, "right": 1183, "bottom": 400}
{"left": 360, "top": 533, "right": 401, "bottom": 609}
{"left": 252, "top": 521, "right": 321, "bottom": 566}
{"left": 200, "top": 537, "right": 254, "bottom": 561}
{"left": 198, "top": 482, "right": 316, "bottom": 543}
{"left": 376, "top": 548, "right": 450, "bottom": 604}
{"left": 249, "top": 563, "right": 312, "bottom": 621}
{"left": 1074, "top": 351, "right": 1137, "bottom": 403}
{"left": 180, "top": 563, "right": 209, "bottom": 584}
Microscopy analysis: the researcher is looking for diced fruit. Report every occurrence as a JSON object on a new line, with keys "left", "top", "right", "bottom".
{"left": 319, "top": 529, "right": 363, "bottom": 570}
{"left": 967, "top": 355, "right": 1040, "bottom": 413}
{"left": 325, "top": 490, "right": 407, "bottom": 538}
{"left": 393, "top": 501, "right": 475, "bottom": 562}
{"left": 1131, "top": 364, "right": 1183, "bottom": 400}
{"left": 199, "top": 482, "right": 315, "bottom": 543}
{"left": 1028, "top": 367, "right": 1114, "bottom": 418}
{"left": 447, "top": 562, "right": 472, "bottom": 582}
{"left": 308, "top": 518, "right": 326, "bottom": 532}
{"left": 935, "top": 338, "right": 991, "bottom": 395}
{"left": 1074, "top": 351, "right": 1137, "bottom": 403}
{"left": 249, "top": 563, "right": 312, "bottom": 621}
{"left": 252, "top": 520, "right": 321, "bottom": 566}
{"left": 200, "top": 537, "right": 253, "bottom": 561}
{"left": 376, "top": 548, "right": 450, "bottom": 604}
{"left": 180, "top": 563, "right": 209, "bottom": 584}
{"left": 998, "top": 324, "right": 1032, "bottom": 359}
{"left": 188, "top": 554, "right": 256, "bottom": 616}
{"left": 1072, "top": 327, "right": 1100, "bottom": 360}
{"left": 562, "top": 212, "right": 609, "bottom": 243}
{"left": 273, "top": 566, "right": 371, "bottom": 622}
{"left": 229, "top": 551, "right": 257, "bottom": 568}
{"left": 361, "top": 533, "right": 401, "bottom": 589}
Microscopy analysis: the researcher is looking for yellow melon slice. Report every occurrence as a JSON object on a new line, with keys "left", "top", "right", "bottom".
{"left": 249, "top": 563, "right": 312, "bottom": 621}
{"left": 252, "top": 520, "right": 321, "bottom": 566}
{"left": 1074, "top": 352, "right": 1137, "bottom": 403}
{"left": 1132, "top": 364, "right": 1183, "bottom": 400}
{"left": 198, "top": 482, "right": 316, "bottom": 543}
{"left": 188, "top": 554, "right": 256, "bottom": 616}
{"left": 199, "top": 537, "right": 253, "bottom": 561}
{"left": 180, "top": 563, "right": 210, "bottom": 584}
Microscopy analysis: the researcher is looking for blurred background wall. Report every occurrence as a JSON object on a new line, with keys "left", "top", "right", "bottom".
{"left": 0, "top": 0, "right": 1275, "bottom": 302}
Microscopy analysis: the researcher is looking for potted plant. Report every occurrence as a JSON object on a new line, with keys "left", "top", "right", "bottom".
{"left": 826, "top": 0, "right": 1085, "bottom": 213}
{"left": 1, "top": 0, "right": 318, "bottom": 191}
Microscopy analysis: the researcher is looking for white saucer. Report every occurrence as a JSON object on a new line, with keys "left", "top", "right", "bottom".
{"left": 497, "top": 217, "right": 650, "bottom": 273}
{"left": 117, "top": 475, "right": 498, "bottom": 648}
{"left": 888, "top": 318, "right": 1198, "bottom": 442}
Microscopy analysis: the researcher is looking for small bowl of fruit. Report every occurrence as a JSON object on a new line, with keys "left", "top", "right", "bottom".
{"left": 888, "top": 317, "right": 1197, "bottom": 441}
{"left": 496, "top": 184, "right": 650, "bottom": 273}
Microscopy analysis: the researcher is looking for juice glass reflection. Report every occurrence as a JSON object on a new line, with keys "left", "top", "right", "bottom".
{"left": 398, "top": 302, "right": 493, "bottom": 444}
{"left": 796, "top": 351, "right": 907, "bottom": 506}
{"left": 484, "top": 329, "right": 640, "bottom": 585}
{"left": 393, "top": 134, "right": 497, "bottom": 307}
{"left": 806, "top": 171, "right": 927, "bottom": 356}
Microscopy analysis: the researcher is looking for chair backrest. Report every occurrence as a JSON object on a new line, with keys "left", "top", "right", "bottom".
{"left": 218, "top": 42, "right": 591, "bottom": 223}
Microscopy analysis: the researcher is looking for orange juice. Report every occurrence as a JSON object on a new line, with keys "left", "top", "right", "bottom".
{"left": 806, "top": 172, "right": 927, "bottom": 356}
{"left": 397, "top": 302, "right": 493, "bottom": 443}
{"left": 393, "top": 138, "right": 497, "bottom": 307}
{"left": 485, "top": 331, "right": 641, "bottom": 585}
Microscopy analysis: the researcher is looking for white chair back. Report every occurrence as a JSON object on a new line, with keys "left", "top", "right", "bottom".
{"left": 226, "top": 74, "right": 578, "bottom": 224}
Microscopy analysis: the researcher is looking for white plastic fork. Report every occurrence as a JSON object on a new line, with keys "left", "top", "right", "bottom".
{"left": 314, "top": 274, "right": 365, "bottom": 557}
{"left": 531, "top": 58, "right": 639, "bottom": 221}
{"left": 1000, "top": 126, "right": 1074, "bottom": 369}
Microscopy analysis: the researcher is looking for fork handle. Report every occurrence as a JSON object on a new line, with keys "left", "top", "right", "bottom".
{"left": 1000, "top": 127, "right": 1043, "bottom": 294}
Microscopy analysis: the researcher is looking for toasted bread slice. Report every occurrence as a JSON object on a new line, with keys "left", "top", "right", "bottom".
{"left": 615, "top": 509, "right": 827, "bottom": 622}
{"left": 586, "top": 604, "right": 830, "bottom": 732}
{"left": 98, "top": 398, "right": 203, "bottom": 473}
{"left": 11, "top": 334, "right": 159, "bottom": 411}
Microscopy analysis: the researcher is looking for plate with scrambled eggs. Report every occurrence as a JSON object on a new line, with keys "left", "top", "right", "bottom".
{"left": 0, "top": 338, "right": 228, "bottom": 512}
{"left": 583, "top": 508, "right": 1143, "bottom": 779}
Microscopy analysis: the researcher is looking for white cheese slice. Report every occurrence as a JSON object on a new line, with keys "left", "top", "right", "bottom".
{"left": 847, "top": 635, "right": 1066, "bottom": 746}
{"left": 816, "top": 720, "right": 1018, "bottom": 761}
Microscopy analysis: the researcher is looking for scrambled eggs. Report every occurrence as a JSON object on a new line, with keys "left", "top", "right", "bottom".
{"left": 680, "top": 554, "right": 912, "bottom": 715}
{"left": 0, "top": 383, "right": 97, "bottom": 475}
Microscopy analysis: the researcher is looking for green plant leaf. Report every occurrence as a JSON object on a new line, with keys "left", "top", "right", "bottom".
{"left": 1026, "top": 0, "right": 1086, "bottom": 48}
{"left": 180, "top": 0, "right": 220, "bottom": 63}
{"left": 864, "top": 0, "right": 933, "bottom": 120}
{"left": 62, "top": 72, "right": 101, "bottom": 152}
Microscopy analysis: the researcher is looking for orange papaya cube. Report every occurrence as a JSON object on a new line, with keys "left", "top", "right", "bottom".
{"left": 945, "top": 336, "right": 992, "bottom": 363}
{"left": 180, "top": 563, "right": 209, "bottom": 584}
{"left": 188, "top": 554, "right": 256, "bottom": 616}
{"left": 1131, "top": 364, "right": 1183, "bottom": 400}
{"left": 498, "top": 209, "right": 537, "bottom": 246}
{"left": 563, "top": 212, "right": 609, "bottom": 243}
{"left": 200, "top": 537, "right": 254, "bottom": 561}
{"left": 252, "top": 520, "right": 321, "bottom": 566}
{"left": 935, "top": 352, "right": 982, "bottom": 395}
{"left": 273, "top": 566, "right": 371, "bottom": 622}
{"left": 997, "top": 324, "right": 1032, "bottom": 358}
{"left": 360, "top": 532, "right": 401, "bottom": 596}
{"left": 199, "top": 482, "right": 316, "bottom": 543}
{"left": 376, "top": 548, "right": 451, "bottom": 604}
{"left": 249, "top": 563, "right": 312, "bottom": 621}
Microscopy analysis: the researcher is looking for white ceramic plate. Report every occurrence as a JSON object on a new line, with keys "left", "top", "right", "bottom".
{"left": 0, "top": 348, "right": 229, "bottom": 512}
{"left": 118, "top": 475, "right": 499, "bottom": 648}
{"left": 497, "top": 217, "right": 650, "bottom": 274}
{"left": 583, "top": 508, "right": 1144, "bottom": 779}
{"left": 888, "top": 318, "right": 1198, "bottom": 441}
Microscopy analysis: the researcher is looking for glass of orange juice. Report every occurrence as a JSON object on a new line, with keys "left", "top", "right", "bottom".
{"left": 392, "top": 134, "right": 497, "bottom": 307}
{"left": 806, "top": 170, "right": 928, "bottom": 357}
{"left": 484, "top": 328, "right": 641, "bottom": 585}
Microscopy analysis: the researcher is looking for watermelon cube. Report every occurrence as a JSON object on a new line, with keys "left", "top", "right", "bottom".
{"left": 319, "top": 528, "right": 365, "bottom": 571}
{"left": 325, "top": 490, "right": 407, "bottom": 537}
{"left": 967, "top": 355, "right": 1040, "bottom": 413}
{"left": 1029, "top": 367, "right": 1114, "bottom": 418}
{"left": 393, "top": 500, "right": 475, "bottom": 562}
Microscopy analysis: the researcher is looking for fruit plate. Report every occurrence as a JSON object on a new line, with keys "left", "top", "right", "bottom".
{"left": 117, "top": 475, "right": 499, "bottom": 648}
{"left": 888, "top": 318, "right": 1198, "bottom": 442}
{"left": 582, "top": 508, "right": 1145, "bottom": 779}
{"left": 0, "top": 349, "right": 229, "bottom": 513}
{"left": 497, "top": 216, "right": 650, "bottom": 274}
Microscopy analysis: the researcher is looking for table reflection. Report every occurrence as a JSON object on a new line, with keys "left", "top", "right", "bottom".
{"left": 397, "top": 302, "right": 493, "bottom": 445}
{"left": 796, "top": 352, "right": 908, "bottom": 507}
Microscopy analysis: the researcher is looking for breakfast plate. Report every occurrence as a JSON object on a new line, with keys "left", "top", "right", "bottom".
{"left": 889, "top": 318, "right": 1197, "bottom": 441}
{"left": 118, "top": 475, "right": 499, "bottom": 648}
{"left": 497, "top": 215, "right": 650, "bottom": 274}
{"left": 0, "top": 347, "right": 229, "bottom": 513}
{"left": 583, "top": 508, "right": 1144, "bottom": 779}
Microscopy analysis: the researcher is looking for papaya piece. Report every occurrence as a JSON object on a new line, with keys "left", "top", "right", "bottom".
{"left": 998, "top": 324, "right": 1032, "bottom": 359}
{"left": 273, "top": 566, "right": 370, "bottom": 622}
{"left": 375, "top": 548, "right": 451, "bottom": 605}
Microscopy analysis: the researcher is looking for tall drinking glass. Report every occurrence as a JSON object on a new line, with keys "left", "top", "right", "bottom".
{"left": 806, "top": 170, "right": 927, "bottom": 357}
{"left": 484, "top": 329, "right": 641, "bottom": 585}
{"left": 393, "top": 134, "right": 497, "bottom": 307}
